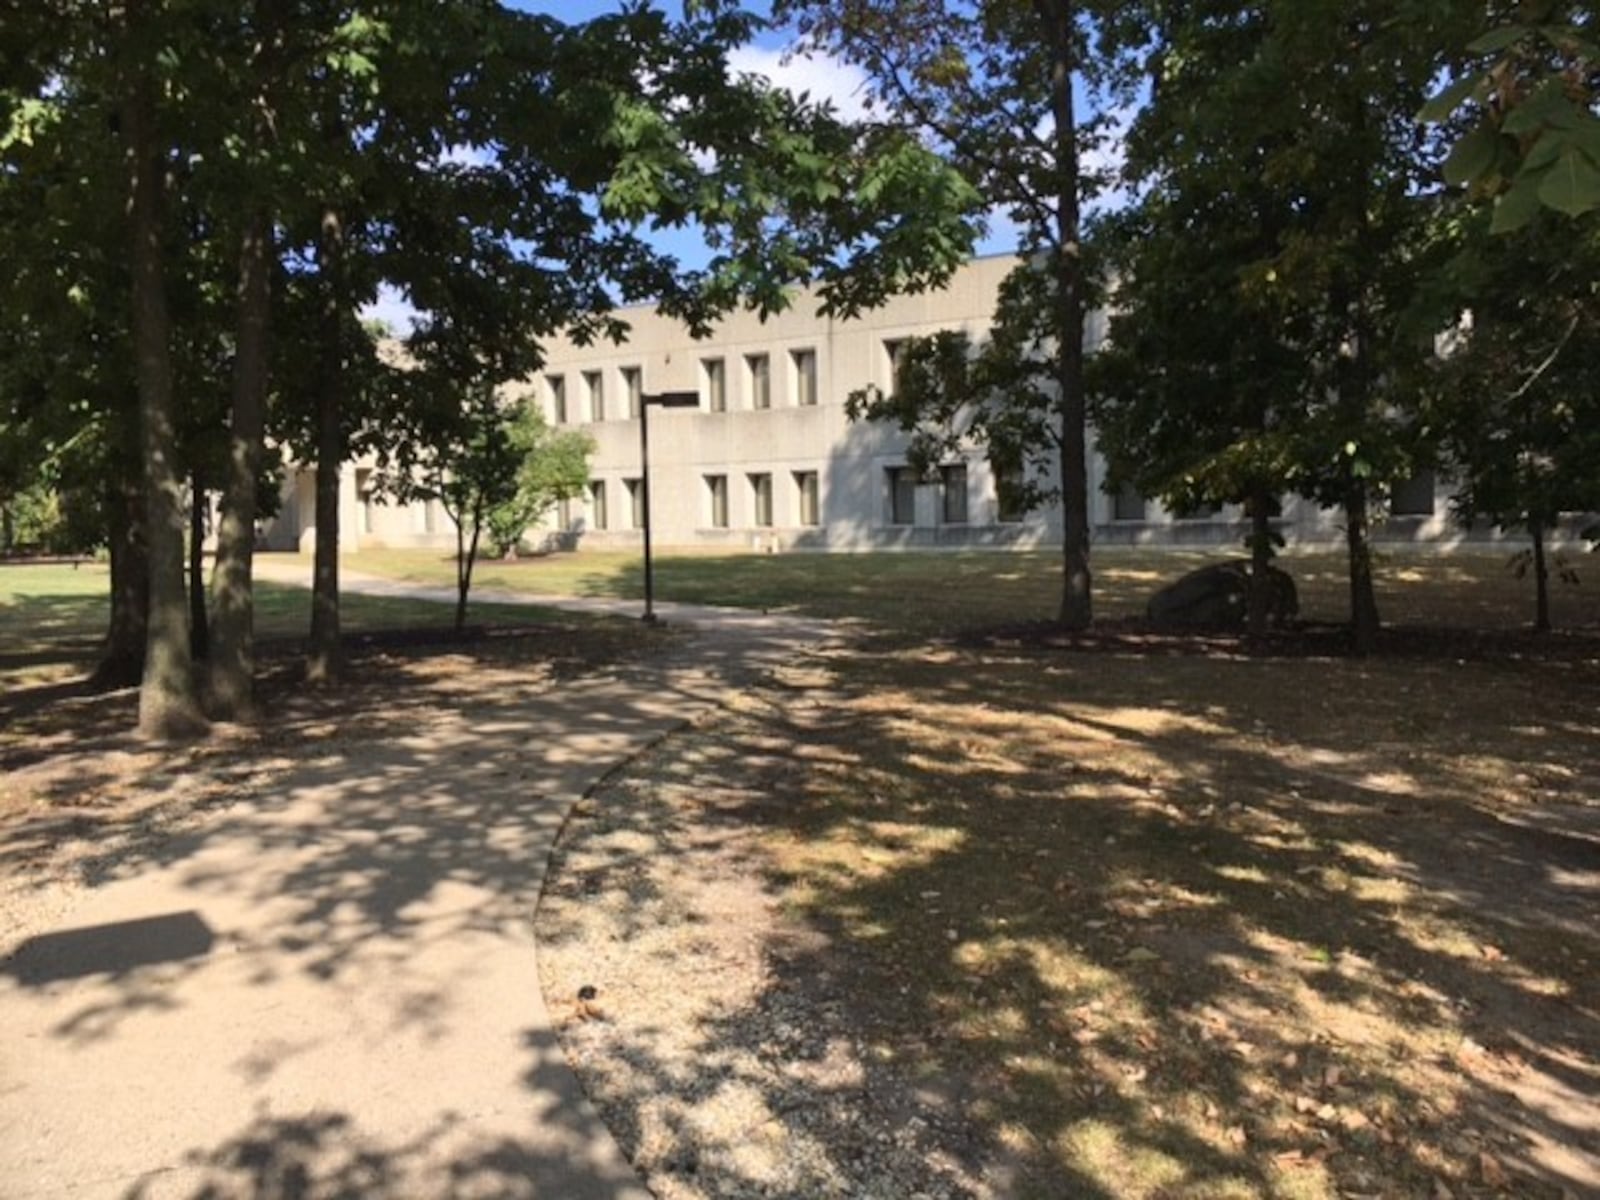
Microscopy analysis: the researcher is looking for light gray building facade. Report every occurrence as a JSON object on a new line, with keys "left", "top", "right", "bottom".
{"left": 267, "top": 254, "right": 1483, "bottom": 556}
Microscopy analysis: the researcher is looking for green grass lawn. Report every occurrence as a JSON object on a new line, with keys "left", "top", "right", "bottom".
{"left": 0, "top": 562, "right": 591, "bottom": 690}
{"left": 345, "top": 544, "right": 1600, "bottom": 635}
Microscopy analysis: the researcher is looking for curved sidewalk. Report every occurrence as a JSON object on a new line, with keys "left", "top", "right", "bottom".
{"left": 0, "top": 564, "right": 834, "bottom": 1199}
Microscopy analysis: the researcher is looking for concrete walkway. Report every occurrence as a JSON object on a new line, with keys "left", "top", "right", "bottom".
{"left": 1, "top": 562, "right": 834, "bottom": 1199}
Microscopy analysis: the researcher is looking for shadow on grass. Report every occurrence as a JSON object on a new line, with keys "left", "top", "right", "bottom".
{"left": 538, "top": 639, "right": 1600, "bottom": 1198}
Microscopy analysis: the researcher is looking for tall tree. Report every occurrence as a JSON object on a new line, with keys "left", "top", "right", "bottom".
{"left": 1421, "top": 213, "right": 1600, "bottom": 629}
{"left": 1094, "top": 1, "right": 1473, "bottom": 653}
{"left": 116, "top": 0, "right": 207, "bottom": 736}
{"left": 1091, "top": 2, "right": 1433, "bottom": 642}
{"left": 781, "top": 0, "right": 1139, "bottom": 627}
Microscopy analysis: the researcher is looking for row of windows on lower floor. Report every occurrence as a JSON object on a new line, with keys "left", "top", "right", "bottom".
{"left": 557, "top": 466, "right": 1442, "bottom": 533}
{"left": 562, "top": 464, "right": 1009, "bottom": 533}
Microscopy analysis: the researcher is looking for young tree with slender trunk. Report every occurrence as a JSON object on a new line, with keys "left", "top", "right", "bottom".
{"left": 781, "top": 0, "right": 1139, "bottom": 627}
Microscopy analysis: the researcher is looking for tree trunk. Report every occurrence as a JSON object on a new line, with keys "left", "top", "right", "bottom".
{"left": 93, "top": 475, "right": 148, "bottom": 690}
{"left": 209, "top": 211, "right": 273, "bottom": 716}
{"left": 1, "top": 503, "right": 12, "bottom": 555}
{"left": 1044, "top": 0, "right": 1092, "bottom": 629}
{"left": 1530, "top": 518, "right": 1551, "bottom": 633}
{"left": 121, "top": 20, "right": 206, "bottom": 738}
{"left": 307, "top": 208, "right": 344, "bottom": 684}
{"left": 454, "top": 504, "right": 472, "bottom": 633}
{"left": 1344, "top": 478, "right": 1379, "bottom": 655}
{"left": 1246, "top": 486, "right": 1273, "bottom": 639}
{"left": 189, "top": 467, "right": 208, "bottom": 662}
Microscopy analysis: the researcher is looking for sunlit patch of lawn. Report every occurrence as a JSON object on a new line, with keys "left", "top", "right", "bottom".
{"left": 345, "top": 544, "right": 1598, "bottom": 635}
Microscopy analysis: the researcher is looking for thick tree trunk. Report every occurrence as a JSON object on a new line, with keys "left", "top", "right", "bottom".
{"left": 1247, "top": 486, "right": 1273, "bottom": 639}
{"left": 121, "top": 27, "right": 206, "bottom": 738}
{"left": 1044, "top": 0, "right": 1091, "bottom": 629}
{"left": 307, "top": 208, "right": 344, "bottom": 684}
{"left": 1344, "top": 478, "right": 1379, "bottom": 656}
{"left": 188, "top": 468, "right": 208, "bottom": 662}
{"left": 209, "top": 212, "right": 273, "bottom": 717}
{"left": 93, "top": 475, "right": 148, "bottom": 690}
{"left": 1530, "top": 518, "right": 1551, "bottom": 633}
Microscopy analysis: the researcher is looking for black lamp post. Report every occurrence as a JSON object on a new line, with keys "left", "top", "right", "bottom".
{"left": 638, "top": 389, "right": 699, "bottom": 623}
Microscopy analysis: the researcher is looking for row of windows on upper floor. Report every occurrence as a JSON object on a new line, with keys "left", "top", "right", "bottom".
{"left": 557, "top": 470, "right": 824, "bottom": 532}
{"left": 544, "top": 340, "right": 920, "bottom": 424}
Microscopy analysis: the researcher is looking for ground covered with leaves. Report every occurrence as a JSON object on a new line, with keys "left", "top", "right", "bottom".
{"left": 0, "top": 616, "right": 669, "bottom": 948}
{"left": 539, "top": 631, "right": 1600, "bottom": 1199}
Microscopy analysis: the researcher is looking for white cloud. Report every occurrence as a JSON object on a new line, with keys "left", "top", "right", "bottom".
{"left": 360, "top": 283, "right": 421, "bottom": 334}
{"left": 726, "top": 43, "right": 873, "bottom": 125}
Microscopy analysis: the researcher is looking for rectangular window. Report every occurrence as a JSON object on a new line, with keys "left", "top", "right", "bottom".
{"left": 1391, "top": 469, "right": 1436, "bottom": 516}
{"left": 941, "top": 464, "right": 968, "bottom": 524}
{"left": 794, "top": 471, "right": 819, "bottom": 526}
{"left": 747, "top": 353, "right": 771, "bottom": 410}
{"left": 888, "top": 466, "right": 917, "bottom": 526}
{"left": 792, "top": 348, "right": 818, "bottom": 406}
{"left": 1112, "top": 481, "right": 1147, "bottom": 522}
{"left": 995, "top": 462, "right": 1025, "bottom": 523}
{"left": 548, "top": 374, "right": 567, "bottom": 424}
{"left": 625, "top": 478, "right": 644, "bottom": 529}
{"left": 590, "top": 480, "right": 608, "bottom": 530}
{"left": 749, "top": 472, "right": 773, "bottom": 526}
{"left": 703, "top": 357, "right": 726, "bottom": 412}
{"left": 622, "top": 366, "right": 643, "bottom": 419}
{"left": 356, "top": 470, "right": 374, "bottom": 535}
{"left": 1175, "top": 499, "right": 1223, "bottom": 520}
{"left": 582, "top": 370, "right": 605, "bottom": 422}
{"left": 705, "top": 474, "right": 729, "bottom": 528}
{"left": 884, "top": 338, "right": 907, "bottom": 387}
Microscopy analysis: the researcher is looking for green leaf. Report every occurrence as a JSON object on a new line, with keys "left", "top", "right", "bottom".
{"left": 1522, "top": 134, "right": 1564, "bottom": 173}
{"left": 1490, "top": 169, "right": 1547, "bottom": 232}
{"left": 1535, "top": 25, "right": 1600, "bottom": 59}
{"left": 1502, "top": 83, "right": 1581, "bottom": 135}
{"left": 1417, "top": 74, "right": 1480, "bottom": 125}
{"left": 1570, "top": 123, "right": 1600, "bottom": 164}
{"left": 1444, "top": 124, "right": 1503, "bottom": 187}
{"left": 1537, "top": 149, "right": 1600, "bottom": 217}
{"left": 1466, "top": 24, "right": 1530, "bottom": 55}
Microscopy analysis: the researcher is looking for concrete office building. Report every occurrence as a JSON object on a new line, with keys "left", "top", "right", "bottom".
{"left": 264, "top": 254, "right": 1470, "bottom": 555}
{"left": 529, "top": 253, "right": 1453, "bottom": 554}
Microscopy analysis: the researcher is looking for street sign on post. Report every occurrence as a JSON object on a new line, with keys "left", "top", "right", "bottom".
{"left": 638, "top": 390, "right": 700, "bottom": 624}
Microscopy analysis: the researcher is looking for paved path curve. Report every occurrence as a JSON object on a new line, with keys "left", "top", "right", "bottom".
{"left": 1, "top": 559, "right": 834, "bottom": 1199}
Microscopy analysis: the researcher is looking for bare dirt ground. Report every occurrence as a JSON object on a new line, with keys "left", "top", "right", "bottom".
{"left": 538, "top": 627, "right": 1600, "bottom": 1200}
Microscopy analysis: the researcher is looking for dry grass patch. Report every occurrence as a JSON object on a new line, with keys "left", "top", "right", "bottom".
{"left": 540, "top": 638, "right": 1599, "bottom": 1199}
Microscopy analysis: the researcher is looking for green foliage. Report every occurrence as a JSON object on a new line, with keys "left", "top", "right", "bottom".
{"left": 1422, "top": 214, "right": 1600, "bottom": 538}
{"left": 1419, "top": 3, "right": 1599, "bottom": 227}
{"left": 783, "top": 0, "right": 1144, "bottom": 625}
{"left": 843, "top": 262, "right": 1075, "bottom": 519}
{"left": 485, "top": 406, "right": 593, "bottom": 557}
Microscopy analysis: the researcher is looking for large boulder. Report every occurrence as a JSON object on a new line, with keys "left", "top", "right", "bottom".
{"left": 1146, "top": 560, "right": 1299, "bottom": 629}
